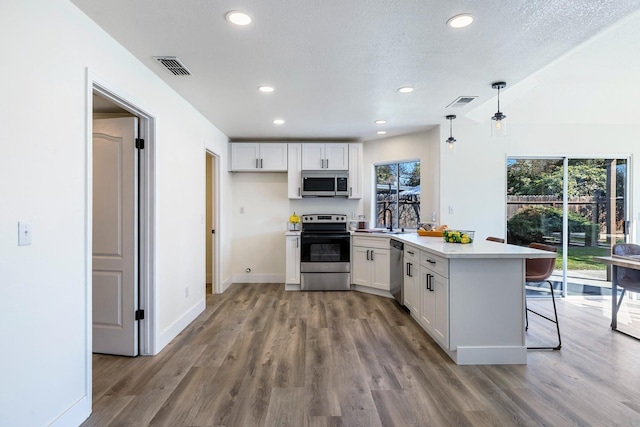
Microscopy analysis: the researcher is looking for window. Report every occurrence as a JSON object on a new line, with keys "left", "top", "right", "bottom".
{"left": 375, "top": 161, "right": 420, "bottom": 229}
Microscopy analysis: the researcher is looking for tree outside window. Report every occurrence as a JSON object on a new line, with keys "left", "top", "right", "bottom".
{"left": 375, "top": 161, "right": 420, "bottom": 229}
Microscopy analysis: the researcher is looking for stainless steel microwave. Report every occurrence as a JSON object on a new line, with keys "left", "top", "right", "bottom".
{"left": 301, "top": 170, "right": 349, "bottom": 197}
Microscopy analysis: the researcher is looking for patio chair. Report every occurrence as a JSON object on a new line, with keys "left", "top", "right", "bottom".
{"left": 525, "top": 242, "right": 561, "bottom": 350}
{"left": 611, "top": 244, "right": 640, "bottom": 338}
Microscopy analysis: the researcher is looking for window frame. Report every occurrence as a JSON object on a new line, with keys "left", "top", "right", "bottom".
{"left": 373, "top": 160, "right": 421, "bottom": 230}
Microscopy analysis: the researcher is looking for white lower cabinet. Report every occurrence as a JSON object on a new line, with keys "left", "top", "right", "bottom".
{"left": 419, "top": 252, "right": 449, "bottom": 349}
{"left": 352, "top": 236, "right": 390, "bottom": 291}
{"left": 403, "top": 244, "right": 420, "bottom": 315}
{"left": 285, "top": 235, "right": 301, "bottom": 284}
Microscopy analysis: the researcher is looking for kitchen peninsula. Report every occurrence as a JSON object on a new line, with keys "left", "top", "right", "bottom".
{"left": 394, "top": 234, "right": 557, "bottom": 365}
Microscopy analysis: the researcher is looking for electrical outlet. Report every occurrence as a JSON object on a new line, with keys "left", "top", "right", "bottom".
{"left": 18, "top": 222, "right": 32, "bottom": 246}
{"left": 448, "top": 205, "right": 455, "bottom": 214}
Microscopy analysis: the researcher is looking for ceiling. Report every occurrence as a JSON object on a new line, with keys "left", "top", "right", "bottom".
{"left": 72, "top": 0, "right": 640, "bottom": 141}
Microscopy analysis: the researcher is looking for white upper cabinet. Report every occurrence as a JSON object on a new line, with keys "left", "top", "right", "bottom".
{"left": 301, "top": 143, "right": 349, "bottom": 170}
{"left": 348, "top": 143, "right": 363, "bottom": 199}
{"left": 229, "top": 142, "right": 288, "bottom": 171}
{"left": 287, "top": 143, "right": 303, "bottom": 199}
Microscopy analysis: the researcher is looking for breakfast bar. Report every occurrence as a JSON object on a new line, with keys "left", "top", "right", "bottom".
{"left": 379, "top": 234, "right": 557, "bottom": 365}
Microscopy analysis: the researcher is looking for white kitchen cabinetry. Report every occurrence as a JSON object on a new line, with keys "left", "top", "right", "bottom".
{"left": 351, "top": 236, "right": 390, "bottom": 291}
{"left": 285, "top": 235, "right": 301, "bottom": 284}
{"left": 287, "top": 143, "right": 303, "bottom": 198}
{"left": 229, "top": 142, "right": 288, "bottom": 171}
{"left": 348, "top": 143, "right": 363, "bottom": 199}
{"left": 301, "top": 143, "right": 349, "bottom": 170}
{"left": 419, "top": 251, "right": 449, "bottom": 348}
{"left": 403, "top": 244, "right": 420, "bottom": 315}
{"left": 420, "top": 251, "right": 449, "bottom": 349}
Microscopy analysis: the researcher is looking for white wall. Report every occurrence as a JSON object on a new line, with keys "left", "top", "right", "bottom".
{"left": 0, "top": 1, "right": 231, "bottom": 425}
{"left": 228, "top": 169, "right": 361, "bottom": 282}
{"left": 362, "top": 128, "right": 439, "bottom": 226}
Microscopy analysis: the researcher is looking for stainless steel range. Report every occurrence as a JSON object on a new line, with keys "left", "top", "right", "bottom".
{"left": 300, "top": 214, "right": 351, "bottom": 291}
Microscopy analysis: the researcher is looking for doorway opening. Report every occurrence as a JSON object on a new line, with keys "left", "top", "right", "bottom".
{"left": 90, "top": 82, "right": 157, "bottom": 356}
{"left": 206, "top": 150, "right": 221, "bottom": 294}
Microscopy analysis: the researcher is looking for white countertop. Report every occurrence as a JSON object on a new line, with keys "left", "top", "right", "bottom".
{"left": 353, "top": 231, "right": 556, "bottom": 259}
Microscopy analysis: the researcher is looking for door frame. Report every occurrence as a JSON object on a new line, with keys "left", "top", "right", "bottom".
{"left": 84, "top": 70, "right": 158, "bottom": 371}
{"left": 206, "top": 149, "right": 222, "bottom": 294}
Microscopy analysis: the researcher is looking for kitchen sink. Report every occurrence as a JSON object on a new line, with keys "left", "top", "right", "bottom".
{"left": 372, "top": 229, "right": 411, "bottom": 235}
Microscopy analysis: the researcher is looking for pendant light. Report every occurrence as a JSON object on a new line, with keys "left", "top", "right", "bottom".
{"left": 445, "top": 115, "right": 457, "bottom": 153}
{"left": 491, "top": 81, "right": 507, "bottom": 137}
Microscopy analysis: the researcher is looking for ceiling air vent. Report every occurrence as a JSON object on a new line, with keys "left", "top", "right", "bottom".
{"left": 446, "top": 96, "right": 477, "bottom": 108}
{"left": 153, "top": 56, "right": 191, "bottom": 76}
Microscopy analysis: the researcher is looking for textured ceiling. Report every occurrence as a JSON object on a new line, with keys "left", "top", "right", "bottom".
{"left": 71, "top": 0, "right": 640, "bottom": 141}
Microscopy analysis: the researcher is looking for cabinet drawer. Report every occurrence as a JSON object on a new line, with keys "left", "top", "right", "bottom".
{"left": 420, "top": 251, "right": 448, "bottom": 278}
{"left": 352, "top": 235, "right": 389, "bottom": 249}
{"left": 404, "top": 244, "right": 420, "bottom": 263}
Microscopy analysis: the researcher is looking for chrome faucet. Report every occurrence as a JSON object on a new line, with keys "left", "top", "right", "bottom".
{"left": 383, "top": 208, "right": 393, "bottom": 231}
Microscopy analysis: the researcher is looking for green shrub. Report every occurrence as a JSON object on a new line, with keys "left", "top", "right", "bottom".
{"left": 507, "top": 206, "right": 598, "bottom": 246}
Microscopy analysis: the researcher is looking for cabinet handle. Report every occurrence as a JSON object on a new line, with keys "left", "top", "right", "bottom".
{"left": 255, "top": 158, "right": 259, "bottom": 169}
{"left": 260, "top": 158, "right": 263, "bottom": 168}
{"left": 407, "top": 250, "right": 415, "bottom": 255}
{"left": 427, "top": 259, "right": 436, "bottom": 265}
{"left": 371, "top": 250, "right": 374, "bottom": 261}
{"left": 429, "top": 275, "right": 435, "bottom": 292}
{"left": 296, "top": 238, "right": 299, "bottom": 248}
{"left": 298, "top": 187, "right": 301, "bottom": 197}
{"left": 349, "top": 187, "right": 352, "bottom": 197}
{"left": 366, "top": 250, "right": 370, "bottom": 261}
{"left": 426, "top": 273, "right": 430, "bottom": 290}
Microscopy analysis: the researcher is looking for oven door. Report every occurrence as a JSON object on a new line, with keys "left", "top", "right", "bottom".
{"left": 300, "top": 233, "right": 350, "bottom": 273}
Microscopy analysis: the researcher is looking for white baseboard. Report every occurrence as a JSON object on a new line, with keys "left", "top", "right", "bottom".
{"left": 50, "top": 395, "right": 91, "bottom": 427}
{"left": 352, "top": 285, "right": 393, "bottom": 299}
{"left": 285, "top": 283, "right": 301, "bottom": 291}
{"left": 158, "top": 298, "right": 206, "bottom": 351}
{"left": 231, "top": 273, "right": 284, "bottom": 284}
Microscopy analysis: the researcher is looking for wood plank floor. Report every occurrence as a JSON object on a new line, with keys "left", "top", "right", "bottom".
{"left": 82, "top": 284, "right": 640, "bottom": 427}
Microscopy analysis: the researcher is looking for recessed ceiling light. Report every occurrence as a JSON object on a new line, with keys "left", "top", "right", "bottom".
{"left": 377, "top": 130, "right": 387, "bottom": 135}
{"left": 273, "top": 119, "right": 285, "bottom": 125}
{"left": 447, "top": 13, "right": 474, "bottom": 28}
{"left": 397, "top": 86, "right": 414, "bottom": 93}
{"left": 258, "top": 85, "right": 274, "bottom": 93}
{"left": 375, "top": 120, "right": 387, "bottom": 124}
{"left": 226, "top": 11, "right": 252, "bottom": 26}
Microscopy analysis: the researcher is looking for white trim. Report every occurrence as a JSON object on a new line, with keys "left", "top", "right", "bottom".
{"left": 158, "top": 299, "right": 206, "bottom": 350}
{"left": 453, "top": 346, "right": 527, "bottom": 365}
{"left": 352, "top": 285, "right": 394, "bottom": 299}
{"left": 49, "top": 395, "right": 91, "bottom": 427}
{"left": 232, "top": 274, "right": 285, "bottom": 284}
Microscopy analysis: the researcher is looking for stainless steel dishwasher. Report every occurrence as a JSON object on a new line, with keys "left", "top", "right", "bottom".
{"left": 390, "top": 239, "right": 405, "bottom": 308}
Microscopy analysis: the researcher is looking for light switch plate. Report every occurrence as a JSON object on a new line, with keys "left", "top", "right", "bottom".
{"left": 18, "top": 221, "right": 32, "bottom": 246}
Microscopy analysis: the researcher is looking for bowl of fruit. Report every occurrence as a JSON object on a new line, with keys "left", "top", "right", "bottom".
{"left": 442, "top": 230, "right": 474, "bottom": 244}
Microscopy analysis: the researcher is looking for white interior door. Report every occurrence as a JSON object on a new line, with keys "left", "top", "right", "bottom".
{"left": 92, "top": 117, "right": 138, "bottom": 356}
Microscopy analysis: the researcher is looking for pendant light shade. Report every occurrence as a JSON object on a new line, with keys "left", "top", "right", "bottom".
{"left": 445, "top": 114, "right": 456, "bottom": 150}
{"left": 445, "top": 115, "right": 456, "bottom": 154}
{"left": 491, "top": 81, "right": 507, "bottom": 137}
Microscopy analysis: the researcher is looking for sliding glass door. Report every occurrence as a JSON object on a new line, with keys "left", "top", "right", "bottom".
{"left": 506, "top": 157, "right": 628, "bottom": 297}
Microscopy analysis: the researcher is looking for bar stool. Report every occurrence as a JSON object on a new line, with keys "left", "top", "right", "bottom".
{"left": 525, "top": 242, "right": 561, "bottom": 350}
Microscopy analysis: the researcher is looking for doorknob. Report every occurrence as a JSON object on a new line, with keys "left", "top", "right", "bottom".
{"left": 212, "top": 229, "right": 215, "bottom": 234}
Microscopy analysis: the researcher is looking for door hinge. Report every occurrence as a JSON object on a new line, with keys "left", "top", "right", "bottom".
{"left": 135, "top": 309, "right": 145, "bottom": 321}
{"left": 135, "top": 138, "right": 144, "bottom": 149}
